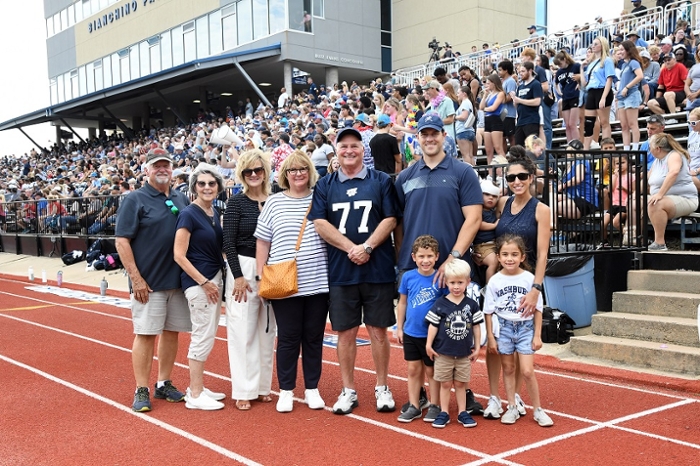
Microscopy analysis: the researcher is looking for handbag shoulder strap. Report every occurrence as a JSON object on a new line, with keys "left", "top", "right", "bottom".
{"left": 294, "top": 202, "right": 313, "bottom": 252}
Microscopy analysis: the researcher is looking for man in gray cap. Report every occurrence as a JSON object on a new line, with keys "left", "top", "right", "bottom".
{"left": 116, "top": 148, "right": 191, "bottom": 412}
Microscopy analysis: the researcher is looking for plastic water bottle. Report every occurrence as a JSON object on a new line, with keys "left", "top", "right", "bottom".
{"left": 100, "top": 277, "right": 108, "bottom": 296}
{"left": 41, "top": 269, "right": 47, "bottom": 284}
{"left": 28, "top": 266, "right": 34, "bottom": 281}
{"left": 57, "top": 271, "right": 63, "bottom": 287}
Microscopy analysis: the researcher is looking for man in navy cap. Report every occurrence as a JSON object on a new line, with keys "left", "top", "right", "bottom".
{"left": 394, "top": 112, "right": 484, "bottom": 417}
{"left": 309, "top": 126, "right": 401, "bottom": 416}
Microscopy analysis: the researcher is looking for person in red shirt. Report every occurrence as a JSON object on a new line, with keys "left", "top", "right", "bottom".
{"left": 648, "top": 54, "right": 688, "bottom": 115}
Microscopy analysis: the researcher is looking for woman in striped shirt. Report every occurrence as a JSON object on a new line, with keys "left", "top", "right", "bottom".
{"left": 255, "top": 151, "right": 329, "bottom": 413}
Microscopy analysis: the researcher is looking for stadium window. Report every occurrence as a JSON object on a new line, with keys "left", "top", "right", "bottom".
{"left": 161, "top": 31, "right": 173, "bottom": 69}
{"left": 196, "top": 16, "right": 209, "bottom": 58}
{"left": 79, "top": 66, "right": 87, "bottom": 96}
{"left": 237, "top": 0, "right": 253, "bottom": 44}
{"left": 53, "top": 13, "right": 61, "bottom": 34}
{"left": 312, "top": 0, "right": 324, "bottom": 18}
{"left": 209, "top": 10, "right": 223, "bottom": 55}
{"left": 269, "top": 0, "right": 285, "bottom": 33}
{"left": 69, "top": 71, "right": 78, "bottom": 100}
{"left": 46, "top": 18, "right": 54, "bottom": 38}
{"left": 50, "top": 78, "right": 58, "bottom": 105}
{"left": 140, "top": 41, "right": 150, "bottom": 77}
{"left": 83, "top": 0, "right": 91, "bottom": 18}
{"left": 94, "top": 60, "right": 103, "bottom": 91}
{"left": 130, "top": 44, "right": 140, "bottom": 79}
{"left": 91, "top": 0, "right": 99, "bottom": 16}
{"left": 102, "top": 57, "right": 112, "bottom": 88}
{"left": 120, "top": 49, "right": 130, "bottom": 82}
{"left": 253, "top": 0, "right": 269, "bottom": 39}
{"left": 172, "top": 26, "right": 184, "bottom": 66}
{"left": 86, "top": 62, "right": 95, "bottom": 94}
{"left": 60, "top": 9, "right": 68, "bottom": 32}
{"left": 148, "top": 36, "right": 162, "bottom": 73}
{"left": 75, "top": 2, "right": 83, "bottom": 23}
{"left": 67, "top": 4, "right": 75, "bottom": 28}
{"left": 57, "top": 74, "right": 65, "bottom": 103}
{"left": 183, "top": 22, "right": 196, "bottom": 63}
{"left": 222, "top": 5, "right": 237, "bottom": 50}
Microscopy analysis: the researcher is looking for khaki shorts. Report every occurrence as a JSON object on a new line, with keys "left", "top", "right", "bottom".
{"left": 667, "top": 194, "right": 699, "bottom": 218}
{"left": 474, "top": 242, "right": 497, "bottom": 260}
{"left": 131, "top": 289, "right": 191, "bottom": 335}
{"left": 432, "top": 353, "right": 472, "bottom": 383}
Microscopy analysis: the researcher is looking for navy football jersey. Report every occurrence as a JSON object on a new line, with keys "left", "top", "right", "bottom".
{"left": 309, "top": 169, "right": 400, "bottom": 285}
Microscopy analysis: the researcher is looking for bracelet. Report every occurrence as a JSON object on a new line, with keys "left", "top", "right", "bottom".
{"left": 200, "top": 279, "right": 209, "bottom": 287}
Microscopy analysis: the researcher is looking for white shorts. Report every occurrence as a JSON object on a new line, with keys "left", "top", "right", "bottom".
{"left": 184, "top": 270, "right": 223, "bottom": 361}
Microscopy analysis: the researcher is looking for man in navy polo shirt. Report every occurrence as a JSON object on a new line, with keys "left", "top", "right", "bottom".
{"left": 395, "top": 113, "right": 483, "bottom": 283}
{"left": 394, "top": 112, "right": 484, "bottom": 414}
{"left": 116, "top": 148, "right": 191, "bottom": 412}
{"left": 310, "top": 127, "right": 401, "bottom": 415}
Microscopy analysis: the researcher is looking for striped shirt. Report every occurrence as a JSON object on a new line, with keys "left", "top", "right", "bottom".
{"left": 254, "top": 192, "right": 329, "bottom": 297}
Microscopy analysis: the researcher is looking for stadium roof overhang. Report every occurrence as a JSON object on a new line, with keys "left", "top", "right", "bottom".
{"left": 1, "top": 42, "right": 383, "bottom": 143}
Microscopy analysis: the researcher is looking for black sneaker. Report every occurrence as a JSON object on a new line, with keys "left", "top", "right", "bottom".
{"left": 400, "top": 386, "right": 429, "bottom": 413}
{"left": 397, "top": 404, "right": 422, "bottom": 423}
{"left": 466, "top": 389, "right": 483, "bottom": 415}
{"left": 132, "top": 387, "right": 152, "bottom": 412}
{"left": 423, "top": 404, "right": 441, "bottom": 423}
{"left": 153, "top": 380, "right": 185, "bottom": 402}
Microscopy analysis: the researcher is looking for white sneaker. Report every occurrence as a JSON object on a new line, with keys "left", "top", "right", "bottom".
{"left": 332, "top": 388, "right": 358, "bottom": 415}
{"left": 203, "top": 387, "right": 226, "bottom": 401}
{"left": 483, "top": 395, "right": 503, "bottom": 419}
{"left": 375, "top": 385, "right": 396, "bottom": 413}
{"left": 533, "top": 407, "right": 554, "bottom": 427}
{"left": 276, "top": 390, "right": 294, "bottom": 413}
{"left": 590, "top": 141, "right": 600, "bottom": 149}
{"left": 500, "top": 405, "right": 520, "bottom": 424}
{"left": 185, "top": 388, "right": 224, "bottom": 411}
{"left": 515, "top": 393, "right": 527, "bottom": 416}
{"left": 304, "top": 388, "right": 325, "bottom": 410}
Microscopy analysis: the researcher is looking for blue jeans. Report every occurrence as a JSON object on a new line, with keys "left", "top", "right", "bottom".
{"left": 497, "top": 317, "right": 536, "bottom": 355}
{"left": 541, "top": 102, "right": 553, "bottom": 149}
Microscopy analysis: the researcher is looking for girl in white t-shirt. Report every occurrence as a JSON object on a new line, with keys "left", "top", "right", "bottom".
{"left": 483, "top": 234, "right": 553, "bottom": 427}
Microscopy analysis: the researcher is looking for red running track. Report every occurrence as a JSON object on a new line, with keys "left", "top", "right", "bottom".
{"left": 0, "top": 275, "right": 699, "bottom": 466}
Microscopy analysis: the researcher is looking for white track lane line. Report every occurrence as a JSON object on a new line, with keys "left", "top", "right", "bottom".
{"left": 4, "top": 311, "right": 699, "bottom": 465}
{"left": 460, "top": 398, "right": 698, "bottom": 466}
{"left": 0, "top": 353, "right": 262, "bottom": 466}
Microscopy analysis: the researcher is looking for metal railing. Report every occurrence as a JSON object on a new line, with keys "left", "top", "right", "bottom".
{"left": 473, "top": 149, "right": 648, "bottom": 256}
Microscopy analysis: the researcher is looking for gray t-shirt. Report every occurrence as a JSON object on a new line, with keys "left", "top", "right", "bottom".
{"left": 115, "top": 183, "right": 190, "bottom": 291}
{"left": 648, "top": 152, "right": 697, "bottom": 199}
{"left": 688, "top": 63, "right": 700, "bottom": 93}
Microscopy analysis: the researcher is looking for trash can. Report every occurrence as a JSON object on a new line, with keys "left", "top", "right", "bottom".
{"left": 544, "top": 246, "right": 596, "bottom": 328}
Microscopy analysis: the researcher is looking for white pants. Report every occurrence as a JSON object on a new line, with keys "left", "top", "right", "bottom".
{"left": 225, "top": 256, "right": 277, "bottom": 400}
{"left": 184, "top": 270, "right": 223, "bottom": 362}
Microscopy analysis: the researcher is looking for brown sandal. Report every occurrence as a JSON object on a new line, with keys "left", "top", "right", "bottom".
{"left": 257, "top": 395, "right": 273, "bottom": 403}
{"left": 236, "top": 400, "right": 252, "bottom": 410}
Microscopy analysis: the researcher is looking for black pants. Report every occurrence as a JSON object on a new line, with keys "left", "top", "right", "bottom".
{"left": 272, "top": 293, "right": 329, "bottom": 391}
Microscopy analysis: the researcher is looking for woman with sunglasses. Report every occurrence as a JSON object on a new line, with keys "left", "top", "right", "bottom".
{"left": 480, "top": 152, "right": 550, "bottom": 420}
{"left": 173, "top": 163, "right": 227, "bottom": 410}
{"left": 686, "top": 108, "right": 700, "bottom": 192}
{"left": 255, "top": 151, "right": 329, "bottom": 413}
{"left": 222, "top": 149, "right": 276, "bottom": 411}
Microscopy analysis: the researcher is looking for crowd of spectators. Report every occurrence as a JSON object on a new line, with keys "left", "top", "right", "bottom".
{"left": 2, "top": 5, "right": 700, "bottom": 249}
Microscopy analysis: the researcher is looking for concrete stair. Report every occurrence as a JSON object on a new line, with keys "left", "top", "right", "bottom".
{"left": 570, "top": 269, "right": 700, "bottom": 376}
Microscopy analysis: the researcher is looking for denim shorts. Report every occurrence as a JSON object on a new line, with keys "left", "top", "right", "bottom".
{"left": 496, "top": 317, "right": 535, "bottom": 355}
{"left": 617, "top": 90, "right": 642, "bottom": 109}
{"left": 456, "top": 129, "right": 476, "bottom": 141}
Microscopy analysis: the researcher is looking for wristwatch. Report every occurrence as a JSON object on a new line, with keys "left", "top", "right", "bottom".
{"left": 450, "top": 250, "right": 461, "bottom": 258}
{"left": 255, "top": 275, "right": 261, "bottom": 282}
{"left": 532, "top": 283, "right": 544, "bottom": 292}
{"left": 363, "top": 243, "right": 373, "bottom": 255}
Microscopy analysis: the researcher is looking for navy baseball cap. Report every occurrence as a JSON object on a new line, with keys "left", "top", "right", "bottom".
{"left": 417, "top": 113, "right": 444, "bottom": 132}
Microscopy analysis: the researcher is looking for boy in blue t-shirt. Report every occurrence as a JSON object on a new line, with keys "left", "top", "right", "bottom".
{"left": 425, "top": 259, "right": 483, "bottom": 429}
{"left": 396, "top": 235, "right": 445, "bottom": 424}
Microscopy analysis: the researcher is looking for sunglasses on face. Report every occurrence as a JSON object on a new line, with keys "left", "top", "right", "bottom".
{"left": 286, "top": 167, "right": 309, "bottom": 175}
{"left": 164, "top": 199, "right": 179, "bottom": 215}
{"left": 196, "top": 180, "right": 218, "bottom": 188}
{"left": 505, "top": 173, "right": 530, "bottom": 182}
{"left": 689, "top": 120, "right": 699, "bottom": 127}
{"left": 242, "top": 167, "right": 265, "bottom": 177}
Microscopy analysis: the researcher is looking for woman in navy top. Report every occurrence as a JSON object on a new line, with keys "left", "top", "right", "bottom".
{"left": 173, "top": 163, "right": 227, "bottom": 411}
{"left": 554, "top": 50, "right": 581, "bottom": 143}
{"left": 479, "top": 75, "right": 507, "bottom": 163}
{"left": 480, "top": 154, "right": 550, "bottom": 422}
